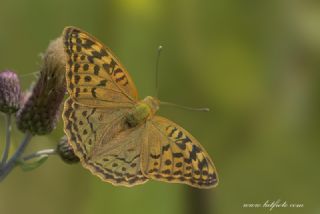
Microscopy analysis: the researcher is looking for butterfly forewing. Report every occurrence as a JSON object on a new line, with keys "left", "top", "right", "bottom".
{"left": 63, "top": 27, "right": 138, "bottom": 107}
{"left": 141, "top": 116, "right": 218, "bottom": 188}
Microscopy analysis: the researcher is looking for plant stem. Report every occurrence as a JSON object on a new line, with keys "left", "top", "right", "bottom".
{"left": 1, "top": 114, "right": 11, "bottom": 167}
{"left": 0, "top": 131, "right": 32, "bottom": 182}
{"left": 22, "top": 148, "right": 56, "bottom": 161}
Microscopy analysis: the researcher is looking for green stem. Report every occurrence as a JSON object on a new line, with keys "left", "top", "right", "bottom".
{"left": 0, "top": 131, "right": 32, "bottom": 182}
{"left": 22, "top": 148, "right": 56, "bottom": 161}
{"left": 1, "top": 114, "right": 11, "bottom": 167}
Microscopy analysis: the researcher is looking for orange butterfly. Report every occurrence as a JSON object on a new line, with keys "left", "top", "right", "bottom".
{"left": 62, "top": 26, "right": 218, "bottom": 188}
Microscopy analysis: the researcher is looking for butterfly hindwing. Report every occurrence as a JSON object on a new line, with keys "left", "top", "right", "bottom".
{"left": 88, "top": 122, "right": 148, "bottom": 186}
{"left": 63, "top": 26, "right": 138, "bottom": 107}
{"left": 63, "top": 97, "right": 148, "bottom": 186}
{"left": 63, "top": 97, "right": 125, "bottom": 161}
{"left": 141, "top": 116, "right": 218, "bottom": 188}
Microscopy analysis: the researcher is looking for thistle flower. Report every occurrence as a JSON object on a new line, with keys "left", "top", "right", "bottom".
{"left": 16, "top": 37, "right": 66, "bottom": 135}
{"left": 57, "top": 136, "right": 79, "bottom": 164}
{"left": 0, "top": 70, "right": 21, "bottom": 114}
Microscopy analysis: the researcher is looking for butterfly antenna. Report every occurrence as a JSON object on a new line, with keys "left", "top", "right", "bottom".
{"left": 160, "top": 101, "right": 210, "bottom": 112}
{"left": 155, "top": 45, "right": 163, "bottom": 98}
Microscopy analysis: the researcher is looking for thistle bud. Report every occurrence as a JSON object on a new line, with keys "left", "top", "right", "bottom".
{"left": 57, "top": 136, "right": 79, "bottom": 164}
{"left": 0, "top": 70, "right": 21, "bottom": 114}
{"left": 16, "top": 37, "right": 66, "bottom": 135}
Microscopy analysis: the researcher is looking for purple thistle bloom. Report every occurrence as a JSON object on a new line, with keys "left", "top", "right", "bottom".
{"left": 16, "top": 37, "right": 66, "bottom": 135}
{"left": 0, "top": 70, "right": 21, "bottom": 114}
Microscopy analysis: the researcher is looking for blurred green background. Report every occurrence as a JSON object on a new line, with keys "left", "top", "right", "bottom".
{"left": 0, "top": 0, "right": 320, "bottom": 214}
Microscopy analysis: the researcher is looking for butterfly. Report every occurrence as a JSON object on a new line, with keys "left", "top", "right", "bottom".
{"left": 62, "top": 26, "right": 218, "bottom": 188}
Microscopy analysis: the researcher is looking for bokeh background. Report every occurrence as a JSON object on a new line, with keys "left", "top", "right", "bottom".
{"left": 0, "top": 0, "right": 320, "bottom": 214}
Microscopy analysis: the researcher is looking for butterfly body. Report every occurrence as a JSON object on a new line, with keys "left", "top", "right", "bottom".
{"left": 62, "top": 26, "right": 218, "bottom": 188}
{"left": 125, "top": 96, "right": 159, "bottom": 128}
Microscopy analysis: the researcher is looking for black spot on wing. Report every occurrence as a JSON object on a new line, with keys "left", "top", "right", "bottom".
{"left": 82, "top": 39, "right": 95, "bottom": 49}
{"left": 91, "top": 50, "right": 103, "bottom": 59}
{"left": 176, "top": 136, "right": 191, "bottom": 150}
{"left": 74, "top": 75, "right": 80, "bottom": 84}
{"left": 175, "top": 131, "right": 183, "bottom": 139}
{"left": 97, "top": 79, "right": 107, "bottom": 87}
{"left": 168, "top": 127, "right": 178, "bottom": 137}
{"left": 115, "top": 74, "right": 126, "bottom": 83}
{"left": 83, "top": 64, "right": 89, "bottom": 71}
{"left": 162, "top": 144, "right": 170, "bottom": 153}
{"left": 165, "top": 160, "right": 172, "bottom": 165}
{"left": 91, "top": 87, "right": 97, "bottom": 98}
{"left": 189, "top": 145, "right": 201, "bottom": 161}
{"left": 150, "top": 154, "right": 160, "bottom": 159}
{"left": 94, "top": 65, "right": 100, "bottom": 75}
{"left": 84, "top": 76, "right": 92, "bottom": 82}
{"left": 173, "top": 153, "right": 183, "bottom": 158}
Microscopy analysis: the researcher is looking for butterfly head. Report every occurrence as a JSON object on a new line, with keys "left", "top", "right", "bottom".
{"left": 141, "top": 96, "right": 160, "bottom": 115}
